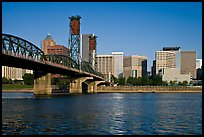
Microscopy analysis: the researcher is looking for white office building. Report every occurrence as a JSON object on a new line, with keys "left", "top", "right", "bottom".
{"left": 111, "top": 52, "right": 124, "bottom": 78}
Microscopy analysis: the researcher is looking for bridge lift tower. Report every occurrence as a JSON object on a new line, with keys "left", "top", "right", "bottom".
{"left": 68, "top": 15, "right": 81, "bottom": 67}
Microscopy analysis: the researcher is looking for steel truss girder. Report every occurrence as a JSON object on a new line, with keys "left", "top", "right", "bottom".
{"left": 2, "top": 33, "right": 45, "bottom": 62}
{"left": 2, "top": 33, "right": 104, "bottom": 79}
{"left": 44, "top": 54, "right": 79, "bottom": 70}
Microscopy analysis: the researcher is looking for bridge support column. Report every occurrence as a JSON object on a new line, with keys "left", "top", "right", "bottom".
{"left": 92, "top": 81, "right": 106, "bottom": 93}
{"left": 69, "top": 77, "right": 93, "bottom": 93}
{"left": 34, "top": 71, "right": 52, "bottom": 95}
{"left": 83, "top": 80, "right": 106, "bottom": 93}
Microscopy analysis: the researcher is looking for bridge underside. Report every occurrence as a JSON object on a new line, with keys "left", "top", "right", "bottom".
{"left": 2, "top": 53, "right": 103, "bottom": 80}
{"left": 2, "top": 54, "right": 105, "bottom": 95}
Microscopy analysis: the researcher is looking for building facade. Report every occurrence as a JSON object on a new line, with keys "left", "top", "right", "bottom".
{"left": 96, "top": 55, "right": 114, "bottom": 82}
{"left": 155, "top": 47, "right": 196, "bottom": 82}
{"left": 81, "top": 34, "right": 97, "bottom": 69}
{"left": 42, "top": 34, "right": 69, "bottom": 56}
{"left": 2, "top": 66, "right": 33, "bottom": 80}
{"left": 111, "top": 52, "right": 124, "bottom": 78}
{"left": 155, "top": 51, "right": 176, "bottom": 74}
{"left": 159, "top": 68, "right": 191, "bottom": 83}
{"left": 180, "top": 51, "right": 196, "bottom": 79}
{"left": 42, "top": 34, "right": 56, "bottom": 54}
{"left": 46, "top": 45, "right": 69, "bottom": 56}
{"left": 123, "top": 55, "right": 147, "bottom": 79}
{"left": 82, "top": 34, "right": 91, "bottom": 62}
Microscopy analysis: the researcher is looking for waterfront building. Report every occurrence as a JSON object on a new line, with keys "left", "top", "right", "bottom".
{"left": 123, "top": 55, "right": 147, "bottom": 79}
{"left": 2, "top": 66, "right": 33, "bottom": 80}
{"left": 42, "top": 34, "right": 56, "bottom": 54}
{"left": 111, "top": 52, "right": 124, "bottom": 78}
{"left": 96, "top": 55, "right": 114, "bottom": 82}
{"left": 180, "top": 51, "right": 196, "bottom": 79}
{"left": 159, "top": 68, "right": 191, "bottom": 83}
{"left": 155, "top": 51, "right": 176, "bottom": 75}
{"left": 155, "top": 47, "right": 196, "bottom": 82}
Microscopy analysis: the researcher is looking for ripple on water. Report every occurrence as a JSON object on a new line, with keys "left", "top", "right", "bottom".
{"left": 2, "top": 92, "right": 202, "bottom": 135}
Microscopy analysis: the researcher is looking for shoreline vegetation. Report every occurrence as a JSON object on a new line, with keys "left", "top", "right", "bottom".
{"left": 2, "top": 84, "right": 202, "bottom": 93}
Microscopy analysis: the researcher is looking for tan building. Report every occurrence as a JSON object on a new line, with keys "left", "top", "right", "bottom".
{"left": 2, "top": 66, "right": 33, "bottom": 80}
{"left": 155, "top": 47, "right": 196, "bottom": 82}
{"left": 160, "top": 68, "right": 191, "bottom": 83}
{"left": 42, "top": 34, "right": 69, "bottom": 56}
{"left": 156, "top": 51, "right": 176, "bottom": 74}
{"left": 46, "top": 45, "right": 69, "bottom": 56}
{"left": 123, "top": 55, "right": 147, "bottom": 79}
{"left": 42, "top": 34, "right": 56, "bottom": 54}
{"left": 180, "top": 51, "right": 196, "bottom": 79}
{"left": 96, "top": 55, "right": 114, "bottom": 82}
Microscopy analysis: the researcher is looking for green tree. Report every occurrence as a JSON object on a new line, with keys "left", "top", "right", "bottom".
{"left": 126, "top": 77, "right": 134, "bottom": 85}
{"left": 153, "top": 75, "right": 163, "bottom": 86}
{"left": 141, "top": 76, "right": 149, "bottom": 86}
{"left": 2, "top": 77, "right": 9, "bottom": 84}
{"left": 162, "top": 80, "right": 168, "bottom": 86}
{"left": 118, "top": 77, "right": 126, "bottom": 85}
{"left": 22, "top": 73, "right": 34, "bottom": 85}
{"left": 182, "top": 81, "right": 188, "bottom": 86}
{"left": 178, "top": 81, "right": 182, "bottom": 86}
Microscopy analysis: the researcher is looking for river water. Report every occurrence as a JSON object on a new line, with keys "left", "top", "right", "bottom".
{"left": 2, "top": 92, "right": 202, "bottom": 135}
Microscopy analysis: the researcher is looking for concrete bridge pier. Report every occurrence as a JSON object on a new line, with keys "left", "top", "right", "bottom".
{"left": 69, "top": 77, "right": 105, "bottom": 94}
{"left": 69, "top": 77, "right": 94, "bottom": 93}
{"left": 83, "top": 80, "right": 105, "bottom": 93}
{"left": 34, "top": 71, "right": 52, "bottom": 95}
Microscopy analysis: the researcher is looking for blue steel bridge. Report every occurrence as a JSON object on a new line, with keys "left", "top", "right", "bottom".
{"left": 2, "top": 33, "right": 105, "bottom": 95}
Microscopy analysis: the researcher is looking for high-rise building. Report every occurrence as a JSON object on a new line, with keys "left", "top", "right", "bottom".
{"left": 155, "top": 51, "right": 176, "bottom": 74}
{"left": 96, "top": 55, "right": 114, "bottom": 82}
{"left": 81, "top": 34, "right": 97, "bottom": 69}
{"left": 82, "top": 34, "right": 91, "bottom": 62}
{"left": 123, "top": 55, "right": 147, "bottom": 79}
{"left": 111, "top": 52, "right": 124, "bottom": 78}
{"left": 151, "top": 60, "right": 156, "bottom": 78}
{"left": 42, "top": 34, "right": 69, "bottom": 56}
{"left": 180, "top": 51, "right": 196, "bottom": 79}
{"left": 155, "top": 47, "right": 196, "bottom": 82}
{"left": 42, "top": 34, "right": 56, "bottom": 54}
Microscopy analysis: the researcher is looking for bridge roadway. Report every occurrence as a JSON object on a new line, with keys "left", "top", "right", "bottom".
{"left": 2, "top": 33, "right": 105, "bottom": 95}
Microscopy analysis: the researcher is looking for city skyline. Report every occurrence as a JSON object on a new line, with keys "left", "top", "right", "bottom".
{"left": 2, "top": 2, "right": 202, "bottom": 71}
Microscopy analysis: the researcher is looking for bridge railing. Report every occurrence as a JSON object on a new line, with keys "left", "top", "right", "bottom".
{"left": 2, "top": 33, "right": 45, "bottom": 63}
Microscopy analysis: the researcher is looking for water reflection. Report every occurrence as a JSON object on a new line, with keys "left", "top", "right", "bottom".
{"left": 2, "top": 92, "right": 202, "bottom": 135}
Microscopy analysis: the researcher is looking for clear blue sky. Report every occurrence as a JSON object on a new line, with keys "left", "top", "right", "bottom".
{"left": 2, "top": 2, "right": 202, "bottom": 71}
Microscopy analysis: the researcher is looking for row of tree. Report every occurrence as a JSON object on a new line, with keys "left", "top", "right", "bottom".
{"left": 2, "top": 73, "right": 34, "bottom": 85}
{"left": 111, "top": 75, "right": 189, "bottom": 86}
{"left": 2, "top": 74, "right": 69, "bottom": 85}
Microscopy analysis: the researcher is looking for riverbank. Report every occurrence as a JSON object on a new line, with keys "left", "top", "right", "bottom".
{"left": 2, "top": 89, "right": 33, "bottom": 92}
{"left": 97, "top": 86, "right": 202, "bottom": 93}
